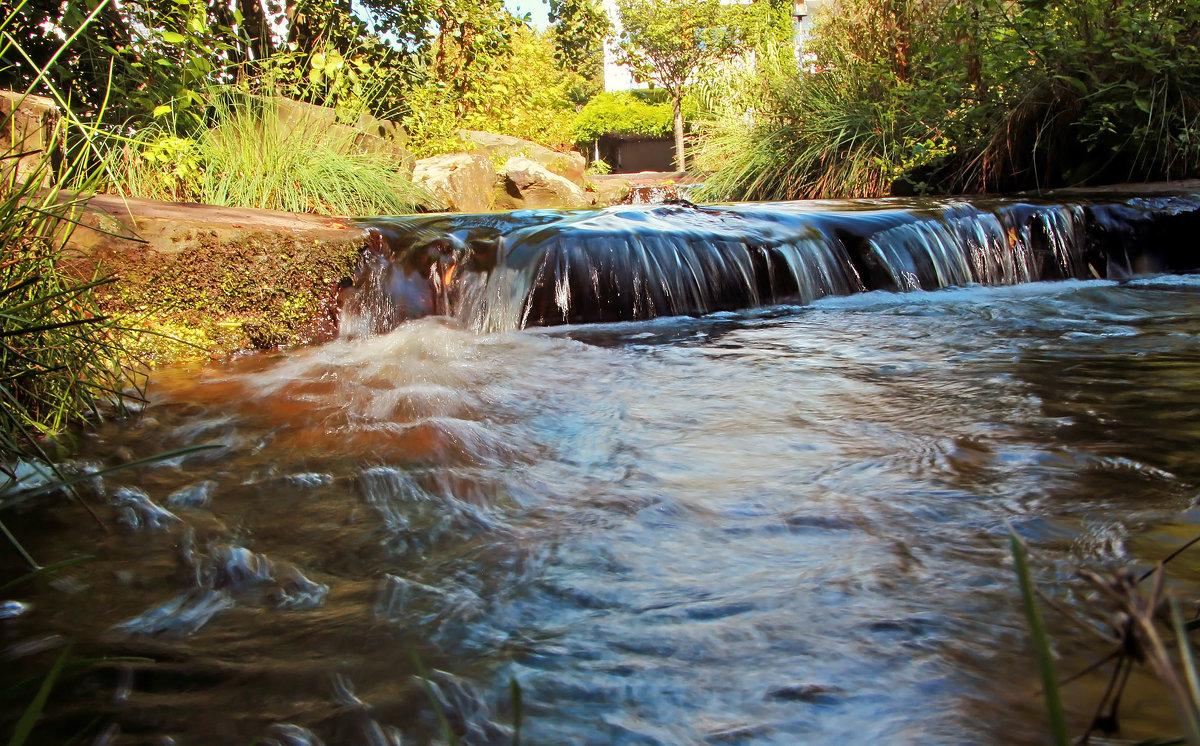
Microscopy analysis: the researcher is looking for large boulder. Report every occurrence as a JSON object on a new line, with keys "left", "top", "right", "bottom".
{"left": 0, "top": 91, "right": 59, "bottom": 189}
{"left": 504, "top": 156, "right": 589, "bottom": 209}
{"left": 459, "top": 130, "right": 586, "bottom": 189}
{"left": 413, "top": 153, "right": 497, "bottom": 212}
{"left": 355, "top": 112, "right": 408, "bottom": 147}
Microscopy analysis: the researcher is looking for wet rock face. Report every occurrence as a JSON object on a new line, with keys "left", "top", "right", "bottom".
{"left": 412, "top": 153, "right": 498, "bottom": 212}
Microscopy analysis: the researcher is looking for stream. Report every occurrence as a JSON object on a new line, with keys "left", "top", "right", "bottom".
{"left": 4, "top": 272, "right": 1200, "bottom": 744}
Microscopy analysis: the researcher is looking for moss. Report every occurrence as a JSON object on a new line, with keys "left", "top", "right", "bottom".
{"left": 95, "top": 230, "right": 364, "bottom": 364}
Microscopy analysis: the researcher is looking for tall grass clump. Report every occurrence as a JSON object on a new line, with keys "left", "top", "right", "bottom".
{"left": 700, "top": 0, "right": 1200, "bottom": 200}
{"left": 0, "top": 4, "right": 153, "bottom": 572}
{"left": 0, "top": 126, "right": 148, "bottom": 548}
{"left": 0, "top": 179, "right": 143, "bottom": 447}
{"left": 697, "top": 0, "right": 962, "bottom": 200}
{"left": 698, "top": 71, "right": 937, "bottom": 200}
{"left": 118, "top": 92, "right": 427, "bottom": 216}
{"left": 0, "top": 78, "right": 144, "bottom": 465}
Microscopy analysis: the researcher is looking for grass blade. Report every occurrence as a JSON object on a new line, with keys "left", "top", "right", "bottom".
{"left": 510, "top": 676, "right": 522, "bottom": 746}
{"left": 8, "top": 642, "right": 71, "bottom": 746}
{"left": 0, "top": 555, "right": 94, "bottom": 592}
{"left": 1010, "top": 529, "right": 1070, "bottom": 746}
{"left": 406, "top": 639, "right": 461, "bottom": 746}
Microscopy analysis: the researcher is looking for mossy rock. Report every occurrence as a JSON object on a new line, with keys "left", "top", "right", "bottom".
{"left": 67, "top": 195, "right": 371, "bottom": 364}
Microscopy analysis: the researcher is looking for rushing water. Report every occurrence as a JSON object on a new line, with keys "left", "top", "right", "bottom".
{"left": 347, "top": 195, "right": 1200, "bottom": 336}
{"left": 4, "top": 272, "right": 1200, "bottom": 744}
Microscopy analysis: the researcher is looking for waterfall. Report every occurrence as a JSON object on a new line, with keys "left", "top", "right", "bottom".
{"left": 345, "top": 193, "right": 1200, "bottom": 335}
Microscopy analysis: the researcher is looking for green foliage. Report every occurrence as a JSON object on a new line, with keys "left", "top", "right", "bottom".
{"left": 977, "top": 0, "right": 1200, "bottom": 190}
{"left": 701, "top": 0, "right": 1200, "bottom": 199}
{"left": 699, "top": 0, "right": 964, "bottom": 199}
{"left": 405, "top": 28, "right": 584, "bottom": 155}
{"left": 549, "top": 0, "right": 611, "bottom": 72}
{"left": 384, "top": 0, "right": 522, "bottom": 105}
{"left": 571, "top": 92, "right": 675, "bottom": 143}
{"left": 614, "top": 0, "right": 744, "bottom": 96}
{"left": 242, "top": 38, "right": 416, "bottom": 124}
{"left": 118, "top": 93, "right": 427, "bottom": 216}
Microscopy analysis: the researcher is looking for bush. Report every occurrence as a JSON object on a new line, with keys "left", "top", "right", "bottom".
{"left": 571, "top": 92, "right": 675, "bottom": 144}
{"left": 405, "top": 28, "right": 584, "bottom": 156}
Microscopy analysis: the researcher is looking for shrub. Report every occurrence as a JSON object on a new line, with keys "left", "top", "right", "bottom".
{"left": 405, "top": 28, "right": 584, "bottom": 156}
{"left": 571, "top": 91, "right": 675, "bottom": 144}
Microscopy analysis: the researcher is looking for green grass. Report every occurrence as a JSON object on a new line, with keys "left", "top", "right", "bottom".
{"left": 698, "top": 74, "right": 910, "bottom": 201}
{"left": 118, "top": 92, "right": 428, "bottom": 217}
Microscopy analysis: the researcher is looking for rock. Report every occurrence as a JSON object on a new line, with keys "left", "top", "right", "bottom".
{"left": 271, "top": 98, "right": 413, "bottom": 174}
{"left": 458, "top": 129, "right": 586, "bottom": 188}
{"left": 272, "top": 96, "right": 338, "bottom": 133}
{"left": 351, "top": 131, "right": 415, "bottom": 175}
{"left": 504, "top": 156, "right": 589, "bottom": 209}
{"left": 62, "top": 193, "right": 368, "bottom": 361}
{"left": 0, "top": 91, "right": 59, "bottom": 189}
{"left": 591, "top": 177, "right": 632, "bottom": 206}
{"left": 412, "top": 153, "right": 497, "bottom": 212}
{"left": 355, "top": 112, "right": 408, "bottom": 147}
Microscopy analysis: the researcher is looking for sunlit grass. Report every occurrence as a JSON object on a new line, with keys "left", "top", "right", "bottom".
{"left": 118, "top": 92, "right": 428, "bottom": 217}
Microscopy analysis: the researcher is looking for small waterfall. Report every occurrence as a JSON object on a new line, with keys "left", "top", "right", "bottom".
{"left": 344, "top": 193, "right": 1200, "bottom": 335}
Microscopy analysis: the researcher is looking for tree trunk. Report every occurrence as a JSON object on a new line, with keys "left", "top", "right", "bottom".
{"left": 672, "top": 95, "right": 686, "bottom": 172}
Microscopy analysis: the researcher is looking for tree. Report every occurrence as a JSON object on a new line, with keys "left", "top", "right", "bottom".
{"left": 614, "top": 0, "right": 744, "bottom": 170}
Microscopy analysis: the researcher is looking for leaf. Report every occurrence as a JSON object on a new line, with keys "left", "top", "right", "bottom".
{"left": 152, "top": 104, "right": 173, "bottom": 118}
{"left": 161, "top": 31, "right": 185, "bottom": 43}
{"left": 1053, "top": 75, "right": 1089, "bottom": 96}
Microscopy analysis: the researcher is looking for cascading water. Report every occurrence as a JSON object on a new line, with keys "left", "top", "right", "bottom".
{"left": 345, "top": 193, "right": 1200, "bottom": 337}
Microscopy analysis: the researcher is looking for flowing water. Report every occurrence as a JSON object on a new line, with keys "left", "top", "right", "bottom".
{"left": 4, "top": 199, "right": 1200, "bottom": 745}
